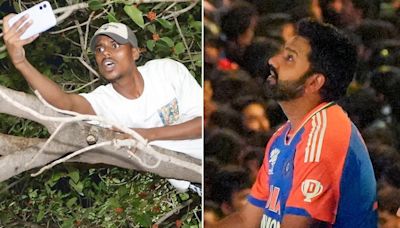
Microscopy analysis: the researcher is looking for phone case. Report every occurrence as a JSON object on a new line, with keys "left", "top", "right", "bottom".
{"left": 8, "top": 1, "right": 56, "bottom": 40}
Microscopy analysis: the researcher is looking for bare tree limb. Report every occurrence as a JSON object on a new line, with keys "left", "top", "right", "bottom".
{"left": 54, "top": 2, "right": 89, "bottom": 23}
{"left": 155, "top": 199, "right": 193, "bottom": 225}
{"left": 65, "top": 78, "right": 99, "bottom": 93}
{"left": 84, "top": 11, "right": 96, "bottom": 51}
{"left": 0, "top": 133, "right": 45, "bottom": 156}
{"left": 0, "top": 85, "right": 201, "bottom": 183}
{"left": 173, "top": 16, "right": 195, "bottom": 70}
{"left": 54, "top": 54, "right": 100, "bottom": 78}
{"left": 162, "top": 0, "right": 199, "bottom": 20}
{"left": 0, "top": 86, "right": 62, "bottom": 132}
{"left": 50, "top": 9, "right": 108, "bottom": 35}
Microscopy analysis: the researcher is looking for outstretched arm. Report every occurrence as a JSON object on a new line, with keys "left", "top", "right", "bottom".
{"left": 2, "top": 14, "right": 95, "bottom": 115}
{"left": 132, "top": 117, "right": 202, "bottom": 141}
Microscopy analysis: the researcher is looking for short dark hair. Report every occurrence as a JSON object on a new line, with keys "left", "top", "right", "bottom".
{"left": 378, "top": 186, "right": 400, "bottom": 214}
{"left": 297, "top": 18, "right": 358, "bottom": 102}
{"left": 220, "top": 1, "right": 257, "bottom": 41}
{"left": 210, "top": 166, "right": 251, "bottom": 205}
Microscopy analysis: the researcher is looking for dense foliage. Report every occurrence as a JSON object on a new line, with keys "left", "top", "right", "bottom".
{"left": 0, "top": 0, "right": 202, "bottom": 226}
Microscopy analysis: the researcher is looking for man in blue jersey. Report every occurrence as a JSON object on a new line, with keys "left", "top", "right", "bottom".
{"left": 212, "top": 18, "right": 377, "bottom": 228}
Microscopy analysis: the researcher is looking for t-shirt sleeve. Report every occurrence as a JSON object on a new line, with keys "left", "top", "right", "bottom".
{"left": 162, "top": 59, "right": 202, "bottom": 120}
{"left": 284, "top": 109, "right": 350, "bottom": 224}
{"left": 248, "top": 125, "right": 288, "bottom": 209}
{"left": 248, "top": 158, "right": 270, "bottom": 208}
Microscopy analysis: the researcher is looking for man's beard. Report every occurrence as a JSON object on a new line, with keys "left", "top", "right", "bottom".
{"left": 264, "top": 69, "right": 313, "bottom": 101}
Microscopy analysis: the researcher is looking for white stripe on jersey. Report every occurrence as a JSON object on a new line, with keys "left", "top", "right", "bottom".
{"left": 304, "top": 109, "right": 327, "bottom": 163}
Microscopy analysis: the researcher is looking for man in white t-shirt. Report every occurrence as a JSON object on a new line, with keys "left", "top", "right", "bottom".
{"left": 3, "top": 15, "right": 202, "bottom": 191}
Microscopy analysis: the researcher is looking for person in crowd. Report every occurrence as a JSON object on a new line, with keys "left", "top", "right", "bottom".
{"left": 377, "top": 185, "right": 400, "bottom": 228}
{"left": 212, "top": 18, "right": 377, "bottom": 228}
{"left": 210, "top": 166, "right": 252, "bottom": 216}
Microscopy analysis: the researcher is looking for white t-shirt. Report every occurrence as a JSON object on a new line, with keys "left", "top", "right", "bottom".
{"left": 80, "top": 58, "right": 202, "bottom": 159}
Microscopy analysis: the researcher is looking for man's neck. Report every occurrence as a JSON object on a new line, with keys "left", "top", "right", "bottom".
{"left": 279, "top": 96, "right": 323, "bottom": 135}
{"left": 111, "top": 67, "right": 144, "bottom": 99}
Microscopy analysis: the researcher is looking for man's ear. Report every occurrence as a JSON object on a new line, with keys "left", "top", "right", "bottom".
{"left": 131, "top": 47, "right": 140, "bottom": 61}
{"left": 306, "top": 73, "right": 325, "bottom": 93}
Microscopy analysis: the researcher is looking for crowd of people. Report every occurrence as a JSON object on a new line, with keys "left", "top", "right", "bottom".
{"left": 204, "top": 0, "right": 400, "bottom": 227}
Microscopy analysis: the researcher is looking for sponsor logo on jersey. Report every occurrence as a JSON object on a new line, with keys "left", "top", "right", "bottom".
{"left": 266, "top": 185, "right": 281, "bottom": 214}
{"left": 268, "top": 148, "right": 281, "bottom": 175}
{"left": 301, "top": 179, "right": 323, "bottom": 202}
{"left": 261, "top": 214, "right": 281, "bottom": 228}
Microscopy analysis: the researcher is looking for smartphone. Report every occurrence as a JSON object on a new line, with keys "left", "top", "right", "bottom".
{"left": 8, "top": 1, "right": 56, "bottom": 40}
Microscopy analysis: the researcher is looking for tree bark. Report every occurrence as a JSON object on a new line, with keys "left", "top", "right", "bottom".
{"left": 0, "top": 85, "right": 201, "bottom": 183}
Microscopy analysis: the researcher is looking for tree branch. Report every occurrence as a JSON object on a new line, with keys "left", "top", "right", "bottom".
{"left": 173, "top": 16, "right": 195, "bottom": 70}
{"left": 0, "top": 86, "right": 201, "bottom": 183}
{"left": 155, "top": 199, "right": 193, "bottom": 225}
{"left": 54, "top": 2, "right": 89, "bottom": 23}
{"left": 0, "top": 86, "right": 62, "bottom": 132}
{"left": 162, "top": 0, "right": 199, "bottom": 20}
{"left": 0, "top": 133, "right": 45, "bottom": 156}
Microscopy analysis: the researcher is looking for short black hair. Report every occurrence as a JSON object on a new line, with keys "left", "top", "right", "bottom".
{"left": 210, "top": 166, "right": 251, "bottom": 205}
{"left": 220, "top": 1, "right": 257, "bottom": 41}
{"left": 204, "top": 128, "right": 244, "bottom": 164}
{"left": 297, "top": 18, "right": 358, "bottom": 102}
{"left": 378, "top": 186, "right": 400, "bottom": 214}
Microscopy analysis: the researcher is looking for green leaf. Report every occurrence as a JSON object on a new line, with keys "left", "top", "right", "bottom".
{"left": 36, "top": 209, "right": 45, "bottom": 222}
{"left": 66, "top": 197, "right": 77, "bottom": 208}
{"left": 146, "top": 40, "right": 155, "bottom": 51}
{"left": 69, "top": 180, "right": 83, "bottom": 193}
{"left": 157, "top": 18, "right": 173, "bottom": 29}
{"left": 118, "top": 186, "right": 128, "bottom": 197}
{"left": 155, "top": 41, "right": 172, "bottom": 57}
{"left": 160, "top": 37, "right": 174, "bottom": 47}
{"left": 179, "top": 192, "right": 190, "bottom": 201}
{"left": 61, "top": 219, "right": 74, "bottom": 228}
{"left": 192, "top": 53, "right": 201, "bottom": 61}
{"left": 88, "top": 0, "right": 103, "bottom": 11}
{"left": 49, "top": 172, "right": 64, "bottom": 183}
{"left": 108, "top": 197, "right": 121, "bottom": 208}
{"left": 0, "top": 213, "right": 10, "bottom": 223}
{"left": 195, "top": 60, "right": 202, "bottom": 67}
{"left": 68, "top": 170, "right": 80, "bottom": 183}
{"left": 28, "top": 189, "right": 38, "bottom": 198}
{"left": 190, "top": 21, "right": 201, "bottom": 32}
{"left": 0, "top": 52, "right": 7, "bottom": 60}
{"left": 174, "top": 42, "right": 185, "bottom": 55}
{"left": 124, "top": 5, "right": 144, "bottom": 28}
{"left": 107, "top": 12, "right": 118, "bottom": 23}
{"left": 146, "top": 24, "right": 156, "bottom": 34}
{"left": 137, "top": 213, "right": 152, "bottom": 227}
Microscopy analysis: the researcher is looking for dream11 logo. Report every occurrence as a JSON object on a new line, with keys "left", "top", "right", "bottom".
{"left": 301, "top": 179, "right": 323, "bottom": 202}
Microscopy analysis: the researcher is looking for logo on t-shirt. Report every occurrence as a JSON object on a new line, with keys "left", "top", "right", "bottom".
{"left": 158, "top": 98, "right": 180, "bottom": 125}
{"left": 301, "top": 179, "right": 323, "bottom": 202}
{"left": 268, "top": 148, "right": 280, "bottom": 175}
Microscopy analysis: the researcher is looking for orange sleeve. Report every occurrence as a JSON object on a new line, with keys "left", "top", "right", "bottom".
{"left": 248, "top": 124, "right": 287, "bottom": 207}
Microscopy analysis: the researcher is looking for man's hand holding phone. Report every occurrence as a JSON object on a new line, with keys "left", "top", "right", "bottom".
{"left": 2, "top": 1, "right": 56, "bottom": 67}
{"left": 3, "top": 14, "right": 39, "bottom": 67}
